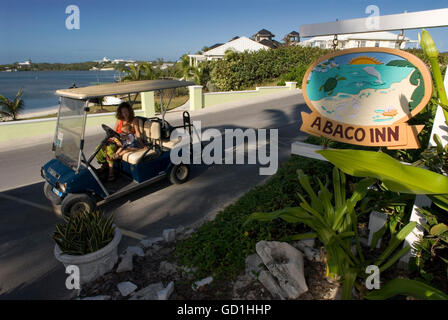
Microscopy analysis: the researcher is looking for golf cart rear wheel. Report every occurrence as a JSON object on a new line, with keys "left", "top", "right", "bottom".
{"left": 43, "top": 182, "right": 62, "bottom": 205}
{"left": 61, "top": 193, "right": 96, "bottom": 217}
{"left": 169, "top": 164, "right": 190, "bottom": 184}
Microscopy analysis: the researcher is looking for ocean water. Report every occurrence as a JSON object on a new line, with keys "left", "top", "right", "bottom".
{"left": 0, "top": 70, "right": 118, "bottom": 113}
{"left": 307, "top": 64, "right": 414, "bottom": 101}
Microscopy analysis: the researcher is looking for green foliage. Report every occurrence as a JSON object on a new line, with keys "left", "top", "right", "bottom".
{"left": 247, "top": 167, "right": 416, "bottom": 299}
{"left": 413, "top": 134, "right": 448, "bottom": 175}
{"left": 118, "top": 62, "right": 156, "bottom": 81}
{"left": 53, "top": 210, "right": 115, "bottom": 256}
{"left": 412, "top": 205, "right": 448, "bottom": 283}
{"left": 277, "top": 64, "right": 309, "bottom": 88}
{"left": 318, "top": 149, "right": 448, "bottom": 195}
{"left": 174, "top": 155, "right": 333, "bottom": 280}
{"left": 209, "top": 46, "right": 329, "bottom": 91}
{"left": 365, "top": 278, "right": 448, "bottom": 300}
{"left": 0, "top": 88, "right": 25, "bottom": 120}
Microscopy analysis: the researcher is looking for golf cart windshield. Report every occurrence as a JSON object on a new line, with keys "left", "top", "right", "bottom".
{"left": 54, "top": 97, "right": 86, "bottom": 169}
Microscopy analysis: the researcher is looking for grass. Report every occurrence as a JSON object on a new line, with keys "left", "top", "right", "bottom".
{"left": 174, "top": 154, "right": 334, "bottom": 280}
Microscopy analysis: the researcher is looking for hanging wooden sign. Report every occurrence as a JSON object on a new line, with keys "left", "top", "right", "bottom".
{"left": 300, "top": 48, "right": 433, "bottom": 149}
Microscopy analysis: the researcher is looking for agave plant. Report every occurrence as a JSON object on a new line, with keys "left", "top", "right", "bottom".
{"left": 0, "top": 88, "right": 25, "bottom": 120}
{"left": 53, "top": 210, "right": 115, "bottom": 256}
{"left": 247, "top": 167, "right": 417, "bottom": 299}
{"left": 318, "top": 148, "right": 448, "bottom": 299}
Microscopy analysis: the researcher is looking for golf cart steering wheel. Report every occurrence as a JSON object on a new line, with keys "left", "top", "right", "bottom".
{"left": 101, "top": 124, "right": 121, "bottom": 139}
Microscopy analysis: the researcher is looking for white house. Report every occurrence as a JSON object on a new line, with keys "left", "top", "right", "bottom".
{"left": 18, "top": 60, "right": 32, "bottom": 66}
{"left": 299, "top": 31, "right": 418, "bottom": 50}
{"left": 188, "top": 36, "right": 271, "bottom": 67}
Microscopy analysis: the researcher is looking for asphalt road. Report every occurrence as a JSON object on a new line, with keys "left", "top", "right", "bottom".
{"left": 0, "top": 92, "right": 309, "bottom": 299}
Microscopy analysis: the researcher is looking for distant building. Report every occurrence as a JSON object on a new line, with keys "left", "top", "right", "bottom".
{"left": 188, "top": 36, "right": 271, "bottom": 67}
{"left": 188, "top": 29, "right": 285, "bottom": 66}
{"left": 299, "top": 31, "right": 418, "bottom": 49}
{"left": 18, "top": 60, "right": 32, "bottom": 66}
{"left": 251, "top": 29, "right": 282, "bottom": 49}
{"left": 284, "top": 31, "right": 300, "bottom": 44}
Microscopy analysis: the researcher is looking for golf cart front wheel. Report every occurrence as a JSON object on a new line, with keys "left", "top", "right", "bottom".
{"left": 61, "top": 193, "right": 96, "bottom": 217}
{"left": 169, "top": 164, "right": 190, "bottom": 184}
{"left": 43, "top": 182, "right": 62, "bottom": 205}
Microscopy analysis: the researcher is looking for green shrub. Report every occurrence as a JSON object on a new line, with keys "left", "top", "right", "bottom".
{"left": 53, "top": 210, "right": 115, "bottom": 256}
{"left": 175, "top": 155, "right": 333, "bottom": 280}
{"left": 209, "top": 46, "right": 329, "bottom": 91}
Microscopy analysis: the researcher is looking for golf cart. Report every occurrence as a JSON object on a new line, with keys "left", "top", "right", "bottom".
{"left": 41, "top": 79, "right": 195, "bottom": 216}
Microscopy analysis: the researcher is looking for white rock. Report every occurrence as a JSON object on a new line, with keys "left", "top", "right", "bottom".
{"left": 140, "top": 237, "right": 164, "bottom": 248}
{"left": 245, "top": 253, "right": 264, "bottom": 278}
{"left": 175, "top": 226, "right": 185, "bottom": 235}
{"left": 130, "top": 282, "right": 164, "bottom": 300}
{"left": 116, "top": 254, "right": 134, "bottom": 273}
{"left": 157, "top": 281, "right": 174, "bottom": 300}
{"left": 81, "top": 295, "right": 111, "bottom": 300}
{"left": 256, "top": 241, "right": 308, "bottom": 299}
{"left": 301, "top": 239, "right": 315, "bottom": 248}
{"left": 258, "top": 270, "right": 286, "bottom": 300}
{"left": 159, "top": 261, "right": 178, "bottom": 275}
{"left": 163, "top": 229, "right": 176, "bottom": 242}
{"left": 303, "top": 246, "right": 321, "bottom": 262}
{"left": 117, "top": 281, "right": 137, "bottom": 296}
{"left": 125, "top": 246, "right": 144, "bottom": 257}
{"left": 192, "top": 276, "right": 213, "bottom": 291}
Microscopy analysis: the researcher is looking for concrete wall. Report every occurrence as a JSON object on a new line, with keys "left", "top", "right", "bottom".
{"left": 0, "top": 83, "right": 295, "bottom": 143}
{"left": 189, "top": 82, "right": 297, "bottom": 110}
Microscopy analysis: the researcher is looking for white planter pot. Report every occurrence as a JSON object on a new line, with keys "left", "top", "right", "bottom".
{"left": 54, "top": 227, "right": 122, "bottom": 285}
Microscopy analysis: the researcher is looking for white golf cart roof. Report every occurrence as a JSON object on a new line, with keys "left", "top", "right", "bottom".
{"left": 56, "top": 79, "right": 195, "bottom": 100}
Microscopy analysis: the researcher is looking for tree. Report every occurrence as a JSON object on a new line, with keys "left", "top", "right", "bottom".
{"left": 118, "top": 62, "right": 157, "bottom": 81}
{"left": 180, "top": 54, "right": 193, "bottom": 80}
{"left": 0, "top": 88, "right": 25, "bottom": 120}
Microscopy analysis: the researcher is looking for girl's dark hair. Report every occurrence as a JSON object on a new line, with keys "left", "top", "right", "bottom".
{"left": 116, "top": 102, "right": 135, "bottom": 121}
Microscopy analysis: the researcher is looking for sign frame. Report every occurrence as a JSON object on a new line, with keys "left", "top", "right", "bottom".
{"left": 300, "top": 47, "right": 433, "bottom": 149}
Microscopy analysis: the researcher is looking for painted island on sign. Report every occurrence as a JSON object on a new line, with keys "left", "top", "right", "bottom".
{"left": 300, "top": 48, "right": 432, "bottom": 149}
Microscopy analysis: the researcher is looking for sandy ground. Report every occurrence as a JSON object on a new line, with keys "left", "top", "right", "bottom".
{"left": 311, "top": 72, "right": 415, "bottom": 125}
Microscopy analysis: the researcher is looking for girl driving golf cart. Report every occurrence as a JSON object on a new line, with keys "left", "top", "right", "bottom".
{"left": 96, "top": 102, "right": 144, "bottom": 181}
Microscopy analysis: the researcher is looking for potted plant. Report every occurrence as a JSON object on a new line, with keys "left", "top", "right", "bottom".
{"left": 53, "top": 210, "right": 121, "bottom": 285}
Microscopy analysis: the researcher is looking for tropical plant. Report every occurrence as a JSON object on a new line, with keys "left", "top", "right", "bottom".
{"left": 0, "top": 88, "right": 25, "bottom": 120}
{"left": 317, "top": 149, "right": 448, "bottom": 210}
{"left": 412, "top": 206, "right": 448, "bottom": 282}
{"left": 413, "top": 134, "right": 448, "bottom": 175}
{"left": 419, "top": 29, "right": 448, "bottom": 124}
{"left": 365, "top": 278, "right": 448, "bottom": 300}
{"left": 53, "top": 210, "right": 115, "bottom": 256}
{"left": 317, "top": 149, "right": 448, "bottom": 299}
{"left": 246, "top": 167, "right": 417, "bottom": 299}
{"left": 118, "top": 62, "right": 157, "bottom": 81}
{"left": 180, "top": 54, "right": 193, "bottom": 80}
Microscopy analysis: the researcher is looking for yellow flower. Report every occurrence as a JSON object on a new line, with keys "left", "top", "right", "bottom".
{"left": 419, "top": 29, "right": 438, "bottom": 59}
{"left": 244, "top": 231, "right": 249, "bottom": 236}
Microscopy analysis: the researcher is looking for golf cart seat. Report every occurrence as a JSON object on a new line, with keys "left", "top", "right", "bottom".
{"left": 121, "top": 119, "right": 161, "bottom": 165}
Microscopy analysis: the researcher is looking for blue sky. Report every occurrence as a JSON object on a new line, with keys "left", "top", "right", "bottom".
{"left": 0, "top": 0, "right": 447, "bottom": 64}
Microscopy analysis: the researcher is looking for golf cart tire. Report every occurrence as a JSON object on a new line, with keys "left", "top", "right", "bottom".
{"left": 43, "top": 182, "right": 62, "bottom": 205}
{"left": 61, "top": 193, "right": 96, "bottom": 217}
{"left": 169, "top": 164, "right": 190, "bottom": 184}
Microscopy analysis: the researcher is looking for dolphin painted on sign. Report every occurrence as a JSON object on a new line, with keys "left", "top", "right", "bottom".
{"left": 363, "top": 66, "right": 383, "bottom": 84}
